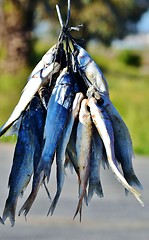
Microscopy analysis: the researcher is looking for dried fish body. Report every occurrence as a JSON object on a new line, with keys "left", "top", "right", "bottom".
{"left": 36, "top": 68, "right": 75, "bottom": 181}
{"left": 3, "top": 110, "right": 34, "bottom": 226}
{"left": 100, "top": 94, "right": 142, "bottom": 190}
{"left": 74, "top": 99, "right": 92, "bottom": 221}
{"left": 88, "top": 97, "right": 144, "bottom": 207}
{"left": 47, "top": 92, "right": 84, "bottom": 216}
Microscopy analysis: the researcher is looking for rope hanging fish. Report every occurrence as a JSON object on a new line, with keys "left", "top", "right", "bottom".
{"left": 0, "top": 0, "right": 144, "bottom": 226}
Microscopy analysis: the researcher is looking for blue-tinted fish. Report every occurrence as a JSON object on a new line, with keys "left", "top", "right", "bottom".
{"left": 74, "top": 43, "right": 109, "bottom": 95}
{"left": 0, "top": 45, "right": 60, "bottom": 137}
{"left": 36, "top": 68, "right": 75, "bottom": 182}
{"left": 88, "top": 97, "right": 144, "bottom": 207}
{"left": 47, "top": 92, "right": 84, "bottom": 216}
{"left": 100, "top": 94, "right": 142, "bottom": 191}
{"left": 18, "top": 95, "right": 48, "bottom": 218}
{"left": 73, "top": 99, "right": 92, "bottom": 221}
{"left": 2, "top": 109, "right": 34, "bottom": 226}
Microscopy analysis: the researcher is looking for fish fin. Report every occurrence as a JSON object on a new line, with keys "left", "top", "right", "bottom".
{"left": 0, "top": 217, "right": 4, "bottom": 225}
{"left": 129, "top": 186, "right": 144, "bottom": 207}
{"left": 125, "top": 188, "right": 129, "bottom": 196}
{"left": 64, "top": 159, "right": 74, "bottom": 174}
{"left": 19, "top": 190, "right": 24, "bottom": 198}
{"left": 18, "top": 174, "right": 43, "bottom": 217}
{"left": 2, "top": 199, "right": 17, "bottom": 226}
{"left": 88, "top": 182, "right": 104, "bottom": 202}
{"left": 78, "top": 186, "right": 88, "bottom": 206}
{"left": 73, "top": 197, "right": 83, "bottom": 222}
{"left": 4, "top": 117, "right": 22, "bottom": 137}
{"left": 43, "top": 181, "right": 51, "bottom": 200}
{"left": 0, "top": 124, "right": 13, "bottom": 137}
{"left": 84, "top": 191, "right": 88, "bottom": 206}
{"left": 36, "top": 160, "right": 52, "bottom": 182}
{"left": 124, "top": 183, "right": 144, "bottom": 207}
{"left": 101, "top": 159, "right": 109, "bottom": 169}
{"left": 18, "top": 195, "right": 34, "bottom": 218}
{"left": 124, "top": 173, "right": 143, "bottom": 191}
{"left": 47, "top": 192, "right": 61, "bottom": 216}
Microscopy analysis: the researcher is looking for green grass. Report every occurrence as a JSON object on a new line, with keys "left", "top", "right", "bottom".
{"left": 0, "top": 42, "right": 149, "bottom": 155}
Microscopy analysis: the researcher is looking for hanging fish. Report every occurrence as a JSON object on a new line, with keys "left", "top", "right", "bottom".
{"left": 18, "top": 95, "right": 48, "bottom": 218}
{"left": 47, "top": 92, "right": 84, "bottom": 216}
{"left": 36, "top": 67, "right": 76, "bottom": 182}
{"left": 73, "top": 98, "right": 92, "bottom": 221}
{"left": 2, "top": 109, "right": 34, "bottom": 226}
{"left": 88, "top": 97, "right": 144, "bottom": 207}
{"left": 99, "top": 94, "right": 142, "bottom": 191}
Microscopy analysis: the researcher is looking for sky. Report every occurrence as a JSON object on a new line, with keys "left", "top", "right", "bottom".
{"left": 137, "top": 10, "right": 149, "bottom": 33}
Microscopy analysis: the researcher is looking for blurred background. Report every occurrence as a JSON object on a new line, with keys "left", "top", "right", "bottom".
{"left": 0, "top": 1, "right": 149, "bottom": 239}
{"left": 0, "top": 0, "right": 149, "bottom": 155}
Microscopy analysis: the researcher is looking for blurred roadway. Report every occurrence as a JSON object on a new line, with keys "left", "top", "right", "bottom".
{"left": 0, "top": 143, "right": 149, "bottom": 240}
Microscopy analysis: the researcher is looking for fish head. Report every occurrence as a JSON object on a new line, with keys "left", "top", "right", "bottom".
{"left": 79, "top": 99, "right": 91, "bottom": 125}
{"left": 74, "top": 44, "right": 91, "bottom": 70}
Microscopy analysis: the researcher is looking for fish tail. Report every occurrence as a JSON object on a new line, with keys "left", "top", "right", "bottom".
{"left": 64, "top": 158, "right": 74, "bottom": 174}
{"left": 88, "top": 182, "right": 104, "bottom": 203}
{"left": 43, "top": 181, "right": 51, "bottom": 200}
{"left": 74, "top": 184, "right": 88, "bottom": 221}
{"left": 124, "top": 172, "right": 143, "bottom": 191}
{"left": 0, "top": 124, "right": 12, "bottom": 137}
{"left": 36, "top": 160, "right": 52, "bottom": 182}
{"left": 0, "top": 217, "right": 4, "bottom": 225}
{"left": 18, "top": 174, "right": 43, "bottom": 217}
{"left": 18, "top": 188, "right": 38, "bottom": 217}
{"left": 129, "top": 186, "right": 144, "bottom": 207}
{"left": 2, "top": 199, "right": 17, "bottom": 226}
{"left": 101, "top": 159, "right": 109, "bottom": 169}
{"left": 73, "top": 197, "right": 83, "bottom": 222}
{"left": 79, "top": 186, "right": 88, "bottom": 206}
{"left": 107, "top": 157, "right": 144, "bottom": 206}
{"left": 47, "top": 192, "right": 61, "bottom": 216}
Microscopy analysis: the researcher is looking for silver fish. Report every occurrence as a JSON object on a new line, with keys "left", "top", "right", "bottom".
{"left": 74, "top": 43, "right": 109, "bottom": 95}
{"left": 0, "top": 47, "right": 60, "bottom": 136}
{"left": 3, "top": 110, "right": 34, "bottom": 226}
{"left": 36, "top": 68, "right": 75, "bottom": 182}
{"left": 47, "top": 92, "right": 84, "bottom": 216}
{"left": 100, "top": 94, "right": 142, "bottom": 191}
{"left": 88, "top": 126, "right": 104, "bottom": 202}
{"left": 74, "top": 99, "right": 92, "bottom": 221}
{"left": 88, "top": 97, "right": 144, "bottom": 207}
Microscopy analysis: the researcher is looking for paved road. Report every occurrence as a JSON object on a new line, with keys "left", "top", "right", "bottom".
{"left": 0, "top": 143, "right": 149, "bottom": 240}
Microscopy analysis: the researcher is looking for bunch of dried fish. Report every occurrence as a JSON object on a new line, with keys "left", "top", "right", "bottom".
{"left": 0, "top": 1, "right": 143, "bottom": 226}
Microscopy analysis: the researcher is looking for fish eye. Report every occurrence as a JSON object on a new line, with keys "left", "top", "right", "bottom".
{"left": 87, "top": 106, "right": 90, "bottom": 112}
{"left": 97, "top": 97, "right": 104, "bottom": 106}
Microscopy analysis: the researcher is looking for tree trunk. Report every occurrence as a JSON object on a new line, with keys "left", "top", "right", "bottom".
{"left": 0, "top": 0, "right": 38, "bottom": 73}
